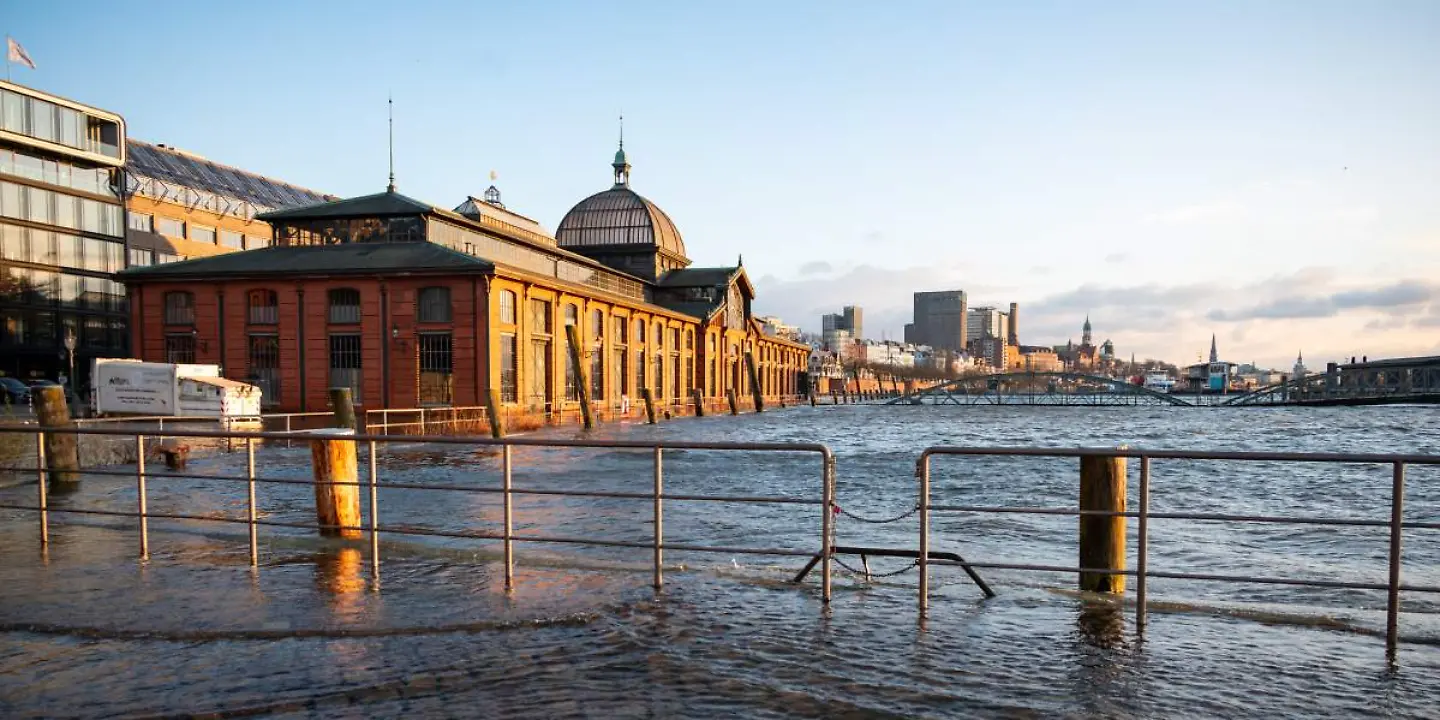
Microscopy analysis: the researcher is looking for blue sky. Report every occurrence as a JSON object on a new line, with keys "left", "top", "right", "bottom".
{"left": 10, "top": 1, "right": 1439, "bottom": 367}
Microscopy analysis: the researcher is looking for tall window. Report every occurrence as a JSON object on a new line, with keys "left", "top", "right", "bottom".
{"left": 418, "top": 332, "right": 453, "bottom": 405}
{"left": 164, "top": 333, "right": 195, "bottom": 363}
{"left": 498, "top": 290, "right": 516, "bottom": 324}
{"left": 418, "top": 286, "right": 451, "bottom": 323}
{"left": 590, "top": 309, "right": 604, "bottom": 402}
{"left": 328, "top": 288, "right": 361, "bottom": 324}
{"left": 500, "top": 333, "right": 518, "bottom": 403}
{"left": 247, "top": 289, "right": 278, "bottom": 325}
{"left": 527, "top": 299, "right": 552, "bottom": 407}
{"left": 248, "top": 335, "right": 280, "bottom": 407}
{"left": 329, "top": 334, "right": 363, "bottom": 404}
{"left": 163, "top": 291, "right": 194, "bottom": 325}
{"left": 563, "top": 304, "right": 580, "bottom": 400}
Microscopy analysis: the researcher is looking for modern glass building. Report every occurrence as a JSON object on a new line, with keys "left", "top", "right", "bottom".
{"left": 0, "top": 80, "right": 127, "bottom": 387}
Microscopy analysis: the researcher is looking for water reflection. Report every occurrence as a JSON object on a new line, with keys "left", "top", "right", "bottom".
{"left": 314, "top": 547, "right": 367, "bottom": 619}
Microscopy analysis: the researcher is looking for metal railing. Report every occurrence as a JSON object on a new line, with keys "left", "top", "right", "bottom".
{"left": 0, "top": 426, "right": 835, "bottom": 603}
{"left": 917, "top": 446, "right": 1440, "bottom": 651}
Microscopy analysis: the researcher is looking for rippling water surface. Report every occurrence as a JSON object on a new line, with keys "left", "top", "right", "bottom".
{"left": 1, "top": 404, "right": 1438, "bottom": 718}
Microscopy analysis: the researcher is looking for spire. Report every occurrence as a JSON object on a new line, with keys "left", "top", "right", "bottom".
{"left": 737, "top": 253, "right": 744, "bottom": 267}
{"left": 612, "top": 114, "right": 631, "bottom": 188}
{"left": 386, "top": 94, "right": 396, "bottom": 193}
{"left": 1082, "top": 315, "right": 1092, "bottom": 346}
{"left": 1209, "top": 334, "right": 1219, "bottom": 363}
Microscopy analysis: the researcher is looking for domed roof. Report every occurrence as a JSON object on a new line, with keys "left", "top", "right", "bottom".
{"left": 555, "top": 188, "right": 687, "bottom": 260}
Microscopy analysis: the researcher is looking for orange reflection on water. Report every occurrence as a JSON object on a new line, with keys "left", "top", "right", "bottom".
{"left": 314, "top": 547, "right": 367, "bottom": 621}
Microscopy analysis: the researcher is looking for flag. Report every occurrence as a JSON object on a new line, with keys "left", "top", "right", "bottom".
{"left": 7, "top": 38, "right": 35, "bottom": 70}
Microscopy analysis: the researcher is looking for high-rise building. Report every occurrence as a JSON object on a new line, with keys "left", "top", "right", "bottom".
{"left": 0, "top": 81, "right": 128, "bottom": 386}
{"left": 909, "top": 290, "right": 967, "bottom": 353}
{"left": 966, "top": 306, "right": 1009, "bottom": 343}
{"left": 842, "top": 305, "right": 862, "bottom": 342}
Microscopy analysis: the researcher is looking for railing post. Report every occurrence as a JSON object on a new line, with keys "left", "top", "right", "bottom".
{"left": 285, "top": 415, "right": 292, "bottom": 448}
{"left": 654, "top": 446, "right": 664, "bottom": 590}
{"left": 246, "top": 437, "right": 258, "bottom": 567}
{"left": 502, "top": 443, "right": 514, "bottom": 588}
{"left": 821, "top": 451, "right": 834, "bottom": 604}
{"left": 1136, "top": 456, "right": 1150, "bottom": 634}
{"left": 1387, "top": 461, "right": 1405, "bottom": 654}
{"left": 918, "top": 453, "right": 930, "bottom": 613}
{"left": 136, "top": 434, "right": 148, "bottom": 560}
{"left": 368, "top": 439, "right": 380, "bottom": 584}
{"left": 35, "top": 432, "right": 48, "bottom": 547}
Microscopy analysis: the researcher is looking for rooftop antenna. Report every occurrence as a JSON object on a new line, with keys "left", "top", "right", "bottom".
{"left": 387, "top": 94, "right": 396, "bottom": 193}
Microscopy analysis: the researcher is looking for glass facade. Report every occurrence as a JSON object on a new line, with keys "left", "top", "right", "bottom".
{"left": 0, "top": 85, "right": 127, "bottom": 387}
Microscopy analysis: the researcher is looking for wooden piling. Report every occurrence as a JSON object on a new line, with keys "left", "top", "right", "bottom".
{"left": 308, "top": 429, "right": 362, "bottom": 538}
{"left": 34, "top": 386, "right": 79, "bottom": 490}
{"left": 564, "top": 324, "right": 595, "bottom": 431}
{"left": 727, "top": 389, "right": 739, "bottom": 415}
{"left": 744, "top": 350, "right": 765, "bottom": 413}
{"left": 641, "top": 387, "right": 657, "bottom": 424}
{"left": 484, "top": 388, "right": 505, "bottom": 439}
{"left": 329, "top": 387, "right": 357, "bottom": 431}
{"left": 1079, "top": 455, "right": 1127, "bottom": 593}
{"left": 692, "top": 389, "right": 706, "bottom": 417}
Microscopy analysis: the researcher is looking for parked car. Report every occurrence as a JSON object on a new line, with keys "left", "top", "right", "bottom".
{"left": 0, "top": 377, "right": 31, "bottom": 406}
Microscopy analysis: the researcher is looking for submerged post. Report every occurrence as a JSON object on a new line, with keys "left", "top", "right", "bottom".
{"left": 485, "top": 388, "right": 506, "bottom": 439}
{"left": 565, "top": 324, "right": 595, "bottom": 430}
{"left": 34, "top": 386, "right": 79, "bottom": 490}
{"left": 745, "top": 350, "right": 765, "bottom": 413}
{"left": 691, "top": 388, "right": 705, "bottom": 417}
{"left": 1079, "top": 454, "right": 1127, "bottom": 593}
{"left": 727, "top": 388, "right": 739, "bottom": 415}
{"left": 330, "top": 387, "right": 357, "bottom": 431}
{"left": 641, "top": 387, "right": 657, "bottom": 424}
{"left": 307, "top": 428, "right": 362, "bottom": 538}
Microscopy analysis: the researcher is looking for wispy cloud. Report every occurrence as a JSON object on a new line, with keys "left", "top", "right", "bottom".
{"left": 1209, "top": 280, "right": 1435, "bottom": 321}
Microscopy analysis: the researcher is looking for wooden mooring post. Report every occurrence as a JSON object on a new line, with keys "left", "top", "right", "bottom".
{"left": 727, "top": 388, "right": 739, "bottom": 415}
{"left": 692, "top": 389, "right": 706, "bottom": 417}
{"left": 641, "top": 387, "right": 658, "bottom": 424}
{"left": 564, "top": 324, "right": 595, "bottom": 430}
{"left": 484, "top": 388, "right": 505, "bottom": 439}
{"left": 1079, "top": 454, "right": 1127, "bottom": 593}
{"left": 744, "top": 350, "right": 765, "bottom": 413}
{"left": 307, "top": 428, "right": 362, "bottom": 538}
{"left": 330, "top": 387, "right": 357, "bottom": 431}
{"left": 34, "top": 386, "right": 79, "bottom": 490}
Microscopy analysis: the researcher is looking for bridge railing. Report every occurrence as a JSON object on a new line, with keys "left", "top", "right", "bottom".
{"left": 0, "top": 425, "right": 836, "bottom": 603}
{"left": 917, "top": 446, "right": 1440, "bottom": 652}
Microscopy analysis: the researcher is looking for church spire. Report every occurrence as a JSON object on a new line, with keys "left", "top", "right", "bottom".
{"left": 1082, "top": 315, "right": 1092, "bottom": 346}
{"left": 612, "top": 114, "right": 631, "bottom": 188}
{"left": 1209, "top": 334, "right": 1219, "bottom": 363}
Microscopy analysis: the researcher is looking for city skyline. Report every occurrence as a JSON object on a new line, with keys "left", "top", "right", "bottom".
{"left": 8, "top": 1, "right": 1438, "bottom": 368}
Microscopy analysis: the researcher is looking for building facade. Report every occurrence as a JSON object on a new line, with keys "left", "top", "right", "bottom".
{"left": 0, "top": 81, "right": 128, "bottom": 385}
{"left": 906, "top": 290, "right": 968, "bottom": 353}
{"left": 119, "top": 147, "right": 810, "bottom": 416}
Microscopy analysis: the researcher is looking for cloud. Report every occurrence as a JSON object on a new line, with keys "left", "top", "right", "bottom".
{"left": 797, "top": 260, "right": 833, "bottom": 276}
{"left": 1210, "top": 280, "right": 1436, "bottom": 322}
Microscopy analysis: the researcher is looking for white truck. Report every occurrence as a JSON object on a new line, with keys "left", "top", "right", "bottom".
{"left": 92, "top": 359, "right": 262, "bottom": 418}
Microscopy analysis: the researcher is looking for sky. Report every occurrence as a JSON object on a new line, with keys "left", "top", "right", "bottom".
{"left": 9, "top": 1, "right": 1439, "bottom": 368}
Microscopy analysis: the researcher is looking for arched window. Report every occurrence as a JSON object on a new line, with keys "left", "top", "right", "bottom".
{"left": 498, "top": 290, "right": 516, "bottom": 324}
{"left": 418, "top": 286, "right": 451, "bottom": 323}
{"left": 163, "top": 291, "right": 194, "bottom": 325}
{"left": 564, "top": 304, "right": 579, "bottom": 327}
{"left": 328, "top": 288, "right": 361, "bottom": 324}
{"left": 247, "top": 289, "right": 277, "bottom": 325}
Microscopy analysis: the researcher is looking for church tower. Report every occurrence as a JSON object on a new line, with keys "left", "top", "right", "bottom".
{"left": 1082, "top": 315, "right": 1093, "bottom": 347}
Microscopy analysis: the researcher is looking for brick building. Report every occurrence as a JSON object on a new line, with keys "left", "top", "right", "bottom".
{"left": 119, "top": 145, "right": 810, "bottom": 415}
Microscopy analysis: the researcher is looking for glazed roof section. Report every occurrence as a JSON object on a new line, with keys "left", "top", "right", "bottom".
{"left": 127, "top": 140, "right": 333, "bottom": 211}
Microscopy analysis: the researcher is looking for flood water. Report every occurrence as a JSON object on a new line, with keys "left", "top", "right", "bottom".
{"left": 1, "top": 404, "right": 1439, "bottom": 718}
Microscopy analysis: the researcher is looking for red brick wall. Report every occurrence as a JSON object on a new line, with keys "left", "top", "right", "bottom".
{"left": 127, "top": 274, "right": 489, "bottom": 413}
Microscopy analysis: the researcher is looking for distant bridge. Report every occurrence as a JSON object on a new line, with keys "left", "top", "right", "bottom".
{"left": 1223, "top": 355, "right": 1440, "bottom": 406}
{"left": 883, "top": 371, "right": 1195, "bottom": 407}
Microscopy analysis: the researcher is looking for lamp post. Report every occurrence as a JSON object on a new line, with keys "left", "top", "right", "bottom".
{"left": 63, "top": 329, "right": 76, "bottom": 387}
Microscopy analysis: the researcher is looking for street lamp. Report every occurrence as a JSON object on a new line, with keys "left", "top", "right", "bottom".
{"left": 63, "top": 329, "right": 76, "bottom": 391}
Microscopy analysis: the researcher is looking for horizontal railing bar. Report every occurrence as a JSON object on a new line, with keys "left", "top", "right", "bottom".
{"left": 921, "top": 446, "right": 1440, "bottom": 465}
{"left": 58, "top": 468, "right": 818, "bottom": 505}
{"left": 925, "top": 558, "right": 1440, "bottom": 593}
{"left": 0, "top": 425, "right": 831, "bottom": 455}
{"left": 0, "top": 503, "right": 811, "bottom": 558}
{"left": 927, "top": 504, "right": 1440, "bottom": 529}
